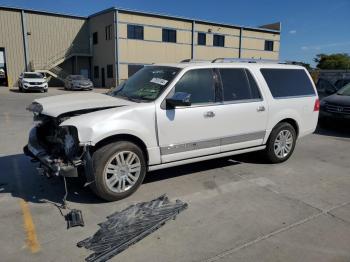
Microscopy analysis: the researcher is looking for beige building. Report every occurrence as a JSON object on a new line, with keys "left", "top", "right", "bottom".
{"left": 0, "top": 6, "right": 281, "bottom": 87}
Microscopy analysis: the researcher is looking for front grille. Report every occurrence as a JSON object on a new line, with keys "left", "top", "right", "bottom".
{"left": 326, "top": 103, "right": 350, "bottom": 114}
{"left": 29, "top": 82, "right": 42, "bottom": 85}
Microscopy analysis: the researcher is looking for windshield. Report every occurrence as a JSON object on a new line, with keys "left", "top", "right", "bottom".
{"left": 108, "top": 66, "right": 180, "bottom": 101}
{"left": 337, "top": 83, "right": 350, "bottom": 96}
{"left": 70, "top": 75, "right": 86, "bottom": 80}
{"left": 24, "top": 73, "right": 43, "bottom": 79}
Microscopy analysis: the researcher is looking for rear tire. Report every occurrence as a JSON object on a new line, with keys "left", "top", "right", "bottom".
{"left": 90, "top": 141, "right": 146, "bottom": 201}
{"left": 265, "top": 122, "right": 296, "bottom": 163}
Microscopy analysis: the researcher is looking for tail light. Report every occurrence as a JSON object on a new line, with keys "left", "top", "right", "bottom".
{"left": 314, "top": 98, "right": 320, "bottom": 111}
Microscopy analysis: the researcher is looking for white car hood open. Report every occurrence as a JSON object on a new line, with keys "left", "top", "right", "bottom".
{"left": 33, "top": 92, "right": 134, "bottom": 117}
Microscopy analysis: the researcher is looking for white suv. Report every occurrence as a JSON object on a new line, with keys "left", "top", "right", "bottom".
{"left": 19, "top": 72, "right": 48, "bottom": 92}
{"left": 24, "top": 62, "right": 319, "bottom": 201}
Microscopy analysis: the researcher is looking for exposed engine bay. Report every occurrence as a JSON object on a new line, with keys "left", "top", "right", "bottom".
{"left": 24, "top": 102, "right": 117, "bottom": 178}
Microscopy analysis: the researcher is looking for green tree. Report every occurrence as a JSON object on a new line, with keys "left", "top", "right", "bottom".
{"left": 314, "top": 53, "right": 350, "bottom": 70}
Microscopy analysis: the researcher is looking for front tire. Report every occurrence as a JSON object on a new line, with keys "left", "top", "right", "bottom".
{"left": 90, "top": 141, "right": 146, "bottom": 201}
{"left": 265, "top": 122, "right": 296, "bottom": 163}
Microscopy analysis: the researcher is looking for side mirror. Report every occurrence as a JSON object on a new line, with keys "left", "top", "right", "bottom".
{"left": 166, "top": 92, "right": 191, "bottom": 107}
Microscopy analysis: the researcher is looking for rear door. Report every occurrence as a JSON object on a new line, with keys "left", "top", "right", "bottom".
{"left": 214, "top": 68, "right": 268, "bottom": 152}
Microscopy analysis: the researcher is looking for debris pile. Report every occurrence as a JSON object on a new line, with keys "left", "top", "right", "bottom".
{"left": 78, "top": 194, "right": 188, "bottom": 262}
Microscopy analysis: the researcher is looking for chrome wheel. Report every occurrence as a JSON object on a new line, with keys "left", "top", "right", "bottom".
{"left": 274, "top": 130, "right": 293, "bottom": 158}
{"left": 103, "top": 151, "right": 141, "bottom": 193}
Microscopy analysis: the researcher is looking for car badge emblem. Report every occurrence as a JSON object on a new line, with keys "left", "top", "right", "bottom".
{"left": 337, "top": 107, "right": 343, "bottom": 112}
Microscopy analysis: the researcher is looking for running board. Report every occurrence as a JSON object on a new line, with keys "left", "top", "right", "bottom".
{"left": 148, "top": 145, "right": 266, "bottom": 171}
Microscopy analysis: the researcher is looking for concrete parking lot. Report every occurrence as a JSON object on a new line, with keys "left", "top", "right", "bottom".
{"left": 1, "top": 87, "right": 350, "bottom": 262}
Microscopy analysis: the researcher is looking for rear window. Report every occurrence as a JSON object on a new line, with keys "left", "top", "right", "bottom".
{"left": 260, "top": 69, "right": 315, "bottom": 98}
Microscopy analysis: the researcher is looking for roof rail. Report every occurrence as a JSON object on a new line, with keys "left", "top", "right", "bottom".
{"left": 180, "top": 59, "right": 208, "bottom": 63}
{"left": 211, "top": 58, "right": 279, "bottom": 63}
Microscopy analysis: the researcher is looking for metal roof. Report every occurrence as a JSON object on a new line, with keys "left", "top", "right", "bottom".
{"left": 90, "top": 7, "right": 281, "bottom": 34}
{"left": 0, "top": 5, "right": 86, "bottom": 19}
{"left": 0, "top": 5, "right": 280, "bottom": 34}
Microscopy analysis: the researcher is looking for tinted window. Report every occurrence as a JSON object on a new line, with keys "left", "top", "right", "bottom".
{"left": 261, "top": 69, "right": 315, "bottom": 98}
{"left": 246, "top": 70, "right": 261, "bottom": 99}
{"left": 93, "top": 32, "right": 98, "bottom": 45}
{"left": 127, "top": 25, "right": 144, "bottom": 40}
{"left": 107, "top": 64, "right": 113, "bottom": 78}
{"left": 128, "top": 64, "right": 144, "bottom": 78}
{"left": 162, "top": 29, "right": 176, "bottom": 43}
{"left": 213, "top": 35, "right": 225, "bottom": 47}
{"left": 264, "top": 40, "right": 274, "bottom": 51}
{"left": 198, "top": 33, "right": 206, "bottom": 45}
{"left": 174, "top": 69, "right": 215, "bottom": 104}
{"left": 219, "top": 69, "right": 260, "bottom": 101}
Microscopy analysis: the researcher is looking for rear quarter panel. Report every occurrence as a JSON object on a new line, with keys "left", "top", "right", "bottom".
{"left": 252, "top": 65, "right": 319, "bottom": 142}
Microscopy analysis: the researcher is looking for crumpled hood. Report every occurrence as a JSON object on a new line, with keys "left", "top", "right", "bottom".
{"left": 32, "top": 92, "right": 135, "bottom": 117}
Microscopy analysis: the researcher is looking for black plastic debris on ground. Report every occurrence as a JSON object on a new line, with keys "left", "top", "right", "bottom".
{"left": 77, "top": 194, "right": 188, "bottom": 262}
{"left": 66, "top": 209, "right": 85, "bottom": 229}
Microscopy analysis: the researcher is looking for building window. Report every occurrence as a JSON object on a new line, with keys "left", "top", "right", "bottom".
{"left": 162, "top": 29, "right": 176, "bottom": 43}
{"left": 94, "top": 66, "right": 99, "bottom": 78}
{"left": 264, "top": 40, "right": 274, "bottom": 51}
{"left": 93, "top": 32, "right": 98, "bottom": 45}
{"left": 213, "top": 34, "right": 225, "bottom": 47}
{"left": 107, "top": 64, "right": 113, "bottom": 78}
{"left": 105, "top": 25, "right": 112, "bottom": 40}
{"left": 198, "top": 32, "right": 206, "bottom": 45}
{"left": 128, "top": 64, "right": 144, "bottom": 78}
{"left": 127, "top": 24, "right": 144, "bottom": 40}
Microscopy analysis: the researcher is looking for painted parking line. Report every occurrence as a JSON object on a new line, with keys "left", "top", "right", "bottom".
{"left": 11, "top": 158, "right": 41, "bottom": 253}
{"left": 19, "top": 199, "right": 40, "bottom": 253}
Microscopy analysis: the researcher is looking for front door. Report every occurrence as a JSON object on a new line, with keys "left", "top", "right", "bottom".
{"left": 156, "top": 68, "right": 221, "bottom": 163}
{"left": 101, "top": 67, "right": 105, "bottom": 87}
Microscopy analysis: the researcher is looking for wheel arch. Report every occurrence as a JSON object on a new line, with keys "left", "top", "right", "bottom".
{"left": 91, "top": 134, "right": 149, "bottom": 164}
{"left": 265, "top": 117, "right": 300, "bottom": 144}
{"left": 276, "top": 118, "right": 299, "bottom": 137}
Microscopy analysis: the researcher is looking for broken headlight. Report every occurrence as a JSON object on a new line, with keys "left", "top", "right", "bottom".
{"left": 60, "top": 126, "right": 79, "bottom": 159}
{"left": 27, "top": 102, "right": 43, "bottom": 114}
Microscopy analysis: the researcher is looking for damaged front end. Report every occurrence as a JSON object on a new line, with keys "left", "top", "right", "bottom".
{"left": 24, "top": 102, "right": 91, "bottom": 178}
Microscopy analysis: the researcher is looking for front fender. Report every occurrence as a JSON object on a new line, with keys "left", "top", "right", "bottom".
{"left": 60, "top": 103, "right": 158, "bottom": 148}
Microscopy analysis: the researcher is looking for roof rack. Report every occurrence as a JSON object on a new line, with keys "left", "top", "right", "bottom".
{"left": 211, "top": 58, "right": 280, "bottom": 63}
{"left": 180, "top": 59, "right": 208, "bottom": 63}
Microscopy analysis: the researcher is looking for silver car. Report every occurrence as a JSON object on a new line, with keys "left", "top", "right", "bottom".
{"left": 64, "top": 75, "right": 93, "bottom": 90}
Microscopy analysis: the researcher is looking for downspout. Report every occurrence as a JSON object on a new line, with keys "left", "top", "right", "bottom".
{"left": 238, "top": 27, "right": 243, "bottom": 59}
{"left": 21, "top": 10, "right": 29, "bottom": 71}
{"left": 191, "top": 20, "right": 195, "bottom": 60}
{"left": 114, "top": 10, "right": 120, "bottom": 85}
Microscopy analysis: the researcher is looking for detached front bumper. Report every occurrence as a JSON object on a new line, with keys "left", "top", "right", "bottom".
{"left": 23, "top": 127, "right": 78, "bottom": 177}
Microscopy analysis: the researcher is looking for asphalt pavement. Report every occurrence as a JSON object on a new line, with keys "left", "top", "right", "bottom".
{"left": 1, "top": 87, "right": 350, "bottom": 262}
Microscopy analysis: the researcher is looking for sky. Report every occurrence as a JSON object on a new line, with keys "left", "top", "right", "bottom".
{"left": 1, "top": 0, "right": 349, "bottom": 66}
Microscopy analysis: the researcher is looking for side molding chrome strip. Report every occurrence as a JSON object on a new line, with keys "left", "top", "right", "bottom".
{"left": 160, "top": 131, "right": 266, "bottom": 155}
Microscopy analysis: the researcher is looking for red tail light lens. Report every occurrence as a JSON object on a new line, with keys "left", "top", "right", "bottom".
{"left": 314, "top": 98, "right": 320, "bottom": 111}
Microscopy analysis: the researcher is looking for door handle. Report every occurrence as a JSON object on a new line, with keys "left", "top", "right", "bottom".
{"left": 204, "top": 111, "right": 215, "bottom": 118}
{"left": 257, "top": 106, "right": 265, "bottom": 112}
